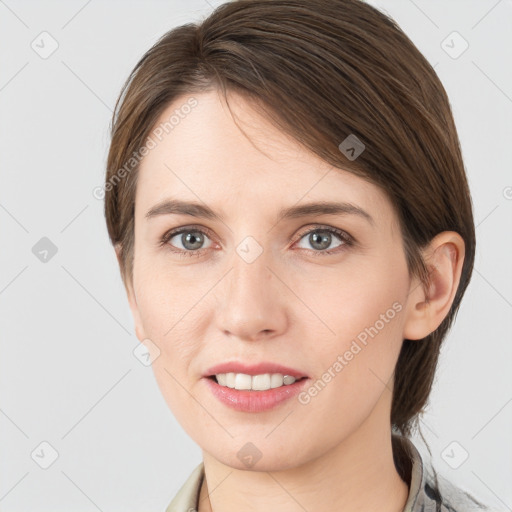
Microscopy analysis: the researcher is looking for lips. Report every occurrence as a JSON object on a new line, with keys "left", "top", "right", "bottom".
{"left": 203, "top": 361, "right": 308, "bottom": 379}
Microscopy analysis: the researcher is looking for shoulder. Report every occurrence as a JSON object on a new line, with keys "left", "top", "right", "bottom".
{"left": 393, "top": 434, "right": 499, "bottom": 512}
{"left": 424, "top": 470, "right": 500, "bottom": 512}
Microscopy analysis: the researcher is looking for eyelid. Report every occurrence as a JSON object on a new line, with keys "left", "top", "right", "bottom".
{"left": 293, "top": 224, "right": 353, "bottom": 243}
{"left": 159, "top": 224, "right": 217, "bottom": 249}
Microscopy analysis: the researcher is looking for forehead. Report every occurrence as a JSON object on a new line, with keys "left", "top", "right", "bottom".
{"left": 136, "top": 89, "right": 392, "bottom": 221}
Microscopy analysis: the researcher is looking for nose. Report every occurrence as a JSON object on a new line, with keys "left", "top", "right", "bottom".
{"left": 214, "top": 245, "right": 289, "bottom": 341}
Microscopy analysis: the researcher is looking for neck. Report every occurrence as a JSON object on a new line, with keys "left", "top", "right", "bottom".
{"left": 198, "top": 395, "right": 410, "bottom": 512}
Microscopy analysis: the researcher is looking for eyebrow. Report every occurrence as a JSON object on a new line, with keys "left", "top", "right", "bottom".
{"left": 145, "top": 199, "right": 375, "bottom": 226}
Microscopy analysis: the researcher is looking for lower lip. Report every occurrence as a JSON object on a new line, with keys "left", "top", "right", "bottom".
{"left": 204, "top": 377, "right": 309, "bottom": 413}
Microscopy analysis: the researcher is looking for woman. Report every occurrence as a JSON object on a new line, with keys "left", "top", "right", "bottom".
{"left": 103, "top": 0, "right": 492, "bottom": 510}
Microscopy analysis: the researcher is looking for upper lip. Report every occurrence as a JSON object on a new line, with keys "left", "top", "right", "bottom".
{"left": 204, "top": 362, "right": 308, "bottom": 379}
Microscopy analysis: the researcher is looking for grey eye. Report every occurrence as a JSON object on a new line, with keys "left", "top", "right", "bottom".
{"left": 168, "top": 230, "right": 213, "bottom": 251}
{"left": 296, "top": 229, "right": 344, "bottom": 251}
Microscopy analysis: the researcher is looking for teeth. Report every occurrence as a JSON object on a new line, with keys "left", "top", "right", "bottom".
{"left": 215, "top": 373, "right": 298, "bottom": 391}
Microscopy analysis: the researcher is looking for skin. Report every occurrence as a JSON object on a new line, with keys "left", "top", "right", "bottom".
{"left": 116, "top": 89, "right": 465, "bottom": 512}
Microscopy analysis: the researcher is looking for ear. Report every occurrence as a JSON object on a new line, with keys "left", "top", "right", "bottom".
{"left": 115, "top": 243, "right": 147, "bottom": 342}
{"left": 402, "top": 231, "right": 465, "bottom": 341}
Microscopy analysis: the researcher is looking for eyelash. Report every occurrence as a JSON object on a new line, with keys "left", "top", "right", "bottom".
{"left": 158, "top": 224, "right": 355, "bottom": 259}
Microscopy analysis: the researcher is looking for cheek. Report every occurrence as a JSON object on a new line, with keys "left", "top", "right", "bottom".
{"left": 133, "top": 270, "right": 206, "bottom": 427}
{"left": 298, "top": 254, "right": 406, "bottom": 341}
{"left": 135, "top": 245, "right": 198, "bottom": 321}
{"left": 133, "top": 259, "right": 205, "bottom": 366}
{"left": 300, "top": 257, "right": 407, "bottom": 395}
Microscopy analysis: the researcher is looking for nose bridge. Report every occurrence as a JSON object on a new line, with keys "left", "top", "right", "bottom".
{"left": 229, "top": 235, "right": 274, "bottom": 306}
{"left": 214, "top": 235, "right": 288, "bottom": 339}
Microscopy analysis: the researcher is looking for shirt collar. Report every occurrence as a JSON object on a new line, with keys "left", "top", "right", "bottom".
{"left": 396, "top": 434, "right": 438, "bottom": 512}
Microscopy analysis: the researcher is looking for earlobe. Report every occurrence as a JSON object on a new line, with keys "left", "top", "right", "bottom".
{"left": 126, "top": 284, "right": 146, "bottom": 343}
{"left": 402, "top": 232, "right": 465, "bottom": 341}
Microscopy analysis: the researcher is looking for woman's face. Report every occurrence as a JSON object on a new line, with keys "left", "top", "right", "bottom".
{"left": 126, "top": 89, "right": 416, "bottom": 470}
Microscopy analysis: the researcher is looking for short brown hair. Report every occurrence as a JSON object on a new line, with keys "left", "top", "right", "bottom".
{"left": 104, "top": 0, "right": 475, "bottom": 439}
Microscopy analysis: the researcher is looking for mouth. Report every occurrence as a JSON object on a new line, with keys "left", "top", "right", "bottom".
{"left": 204, "top": 373, "right": 310, "bottom": 412}
{"left": 206, "top": 373, "right": 309, "bottom": 391}
{"left": 202, "top": 361, "right": 310, "bottom": 404}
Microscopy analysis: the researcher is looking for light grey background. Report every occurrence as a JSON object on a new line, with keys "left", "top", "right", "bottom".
{"left": 1, "top": 1, "right": 511, "bottom": 511}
